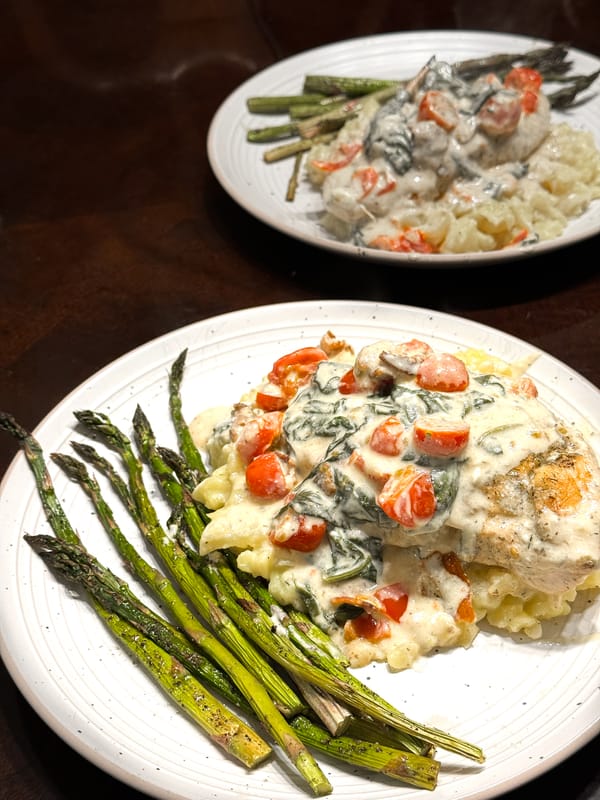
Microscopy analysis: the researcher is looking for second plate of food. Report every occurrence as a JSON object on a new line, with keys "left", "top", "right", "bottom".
{"left": 207, "top": 30, "right": 600, "bottom": 267}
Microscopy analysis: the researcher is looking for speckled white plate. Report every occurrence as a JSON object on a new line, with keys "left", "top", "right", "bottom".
{"left": 1, "top": 300, "right": 599, "bottom": 800}
{"left": 207, "top": 30, "right": 600, "bottom": 267}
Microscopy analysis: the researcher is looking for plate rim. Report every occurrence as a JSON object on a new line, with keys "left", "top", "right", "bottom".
{"left": 207, "top": 29, "right": 600, "bottom": 268}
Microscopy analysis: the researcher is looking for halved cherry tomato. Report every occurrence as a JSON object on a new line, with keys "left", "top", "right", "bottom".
{"left": 338, "top": 367, "right": 361, "bottom": 395}
{"left": 519, "top": 89, "right": 539, "bottom": 113}
{"left": 417, "top": 90, "right": 460, "bottom": 131}
{"left": 235, "top": 411, "right": 283, "bottom": 464}
{"left": 497, "top": 65, "right": 543, "bottom": 114}
{"left": 344, "top": 613, "right": 391, "bottom": 643}
{"left": 377, "top": 465, "right": 437, "bottom": 528}
{"left": 245, "top": 452, "right": 290, "bottom": 499}
{"left": 311, "top": 142, "right": 362, "bottom": 172}
{"left": 268, "top": 509, "right": 327, "bottom": 552}
{"left": 413, "top": 415, "right": 470, "bottom": 457}
{"left": 416, "top": 353, "right": 470, "bottom": 392}
{"left": 374, "top": 583, "right": 409, "bottom": 622}
{"left": 268, "top": 346, "right": 328, "bottom": 400}
{"left": 478, "top": 93, "right": 522, "bottom": 136}
{"left": 369, "top": 228, "right": 435, "bottom": 254}
{"left": 255, "top": 381, "right": 288, "bottom": 411}
{"left": 504, "top": 67, "right": 543, "bottom": 94}
{"left": 269, "top": 346, "right": 328, "bottom": 381}
{"left": 509, "top": 375, "right": 538, "bottom": 398}
{"left": 369, "top": 416, "right": 405, "bottom": 456}
{"left": 377, "top": 339, "right": 434, "bottom": 375}
{"left": 332, "top": 583, "right": 408, "bottom": 624}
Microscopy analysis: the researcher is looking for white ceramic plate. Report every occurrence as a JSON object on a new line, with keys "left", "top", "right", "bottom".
{"left": 207, "top": 30, "right": 600, "bottom": 267}
{"left": 1, "top": 300, "right": 599, "bottom": 800}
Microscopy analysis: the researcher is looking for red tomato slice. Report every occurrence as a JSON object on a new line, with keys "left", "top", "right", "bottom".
{"left": 416, "top": 353, "right": 469, "bottom": 392}
{"left": 245, "top": 452, "right": 290, "bottom": 499}
{"left": 338, "top": 367, "right": 361, "bottom": 395}
{"left": 353, "top": 166, "right": 379, "bottom": 198}
{"left": 509, "top": 375, "right": 538, "bottom": 398}
{"left": 369, "top": 228, "right": 435, "bottom": 254}
{"left": 504, "top": 67, "right": 543, "bottom": 93}
{"left": 374, "top": 583, "right": 409, "bottom": 622}
{"left": 519, "top": 89, "right": 539, "bottom": 113}
{"left": 235, "top": 411, "right": 283, "bottom": 464}
{"left": 255, "top": 383, "right": 288, "bottom": 411}
{"left": 380, "top": 339, "right": 434, "bottom": 374}
{"left": 311, "top": 142, "right": 362, "bottom": 172}
{"left": 268, "top": 510, "right": 327, "bottom": 552}
{"left": 270, "top": 346, "right": 328, "bottom": 379}
{"left": 369, "top": 416, "right": 405, "bottom": 456}
{"left": 344, "top": 612, "right": 391, "bottom": 643}
{"left": 413, "top": 415, "right": 470, "bottom": 457}
{"left": 478, "top": 93, "right": 522, "bottom": 136}
{"left": 377, "top": 465, "right": 437, "bottom": 528}
{"left": 268, "top": 346, "right": 328, "bottom": 400}
{"left": 417, "top": 90, "right": 460, "bottom": 131}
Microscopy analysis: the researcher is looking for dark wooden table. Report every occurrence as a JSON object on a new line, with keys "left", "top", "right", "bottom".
{"left": 1, "top": 2, "right": 599, "bottom": 799}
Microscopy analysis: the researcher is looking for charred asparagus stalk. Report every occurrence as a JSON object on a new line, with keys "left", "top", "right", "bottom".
{"left": 249, "top": 43, "right": 596, "bottom": 145}
{"left": 51, "top": 450, "right": 286, "bottom": 716}
{"left": 0, "top": 412, "right": 271, "bottom": 770}
{"left": 302, "top": 75, "right": 398, "bottom": 97}
{"left": 263, "top": 133, "right": 337, "bottom": 164}
{"left": 27, "top": 531, "right": 333, "bottom": 796}
{"left": 1, "top": 411, "right": 449, "bottom": 791}
{"left": 200, "top": 551, "right": 485, "bottom": 762}
{"left": 247, "top": 102, "right": 360, "bottom": 144}
{"left": 286, "top": 152, "right": 304, "bottom": 202}
{"left": 72, "top": 410, "right": 303, "bottom": 715}
{"left": 96, "top": 609, "right": 272, "bottom": 770}
{"left": 223, "top": 551, "right": 443, "bottom": 755}
{"left": 168, "top": 349, "right": 207, "bottom": 482}
{"left": 131, "top": 401, "right": 355, "bottom": 736}
{"left": 247, "top": 93, "right": 327, "bottom": 114}
{"left": 290, "top": 715, "right": 440, "bottom": 789}
{"left": 46, "top": 438, "right": 447, "bottom": 786}
{"left": 546, "top": 68, "right": 600, "bottom": 108}
{"left": 71, "top": 410, "right": 341, "bottom": 795}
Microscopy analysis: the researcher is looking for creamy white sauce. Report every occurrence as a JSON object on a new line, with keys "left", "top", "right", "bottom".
{"left": 195, "top": 341, "right": 600, "bottom": 668}
{"left": 307, "top": 58, "right": 571, "bottom": 253}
